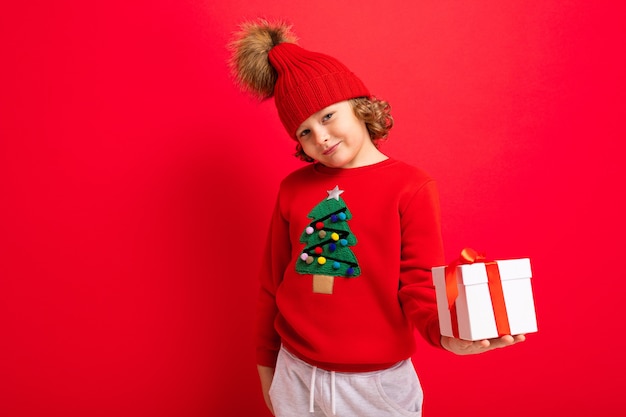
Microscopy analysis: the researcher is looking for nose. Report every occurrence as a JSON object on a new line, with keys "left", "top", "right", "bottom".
{"left": 313, "top": 128, "right": 329, "bottom": 145}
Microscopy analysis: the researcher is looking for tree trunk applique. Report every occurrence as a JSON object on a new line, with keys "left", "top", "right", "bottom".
{"left": 296, "top": 185, "right": 360, "bottom": 294}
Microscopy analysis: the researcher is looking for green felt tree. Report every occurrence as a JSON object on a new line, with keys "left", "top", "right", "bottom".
{"left": 296, "top": 186, "right": 360, "bottom": 294}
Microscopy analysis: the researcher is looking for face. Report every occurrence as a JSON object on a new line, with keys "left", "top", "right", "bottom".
{"left": 295, "top": 100, "right": 383, "bottom": 169}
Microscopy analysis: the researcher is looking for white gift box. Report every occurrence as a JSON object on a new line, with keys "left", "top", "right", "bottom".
{"left": 432, "top": 258, "right": 537, "bottom": 341}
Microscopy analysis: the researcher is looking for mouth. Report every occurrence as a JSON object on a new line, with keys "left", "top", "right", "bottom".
{"left": 322, "top": 143, "right": 340, "bottom": 155}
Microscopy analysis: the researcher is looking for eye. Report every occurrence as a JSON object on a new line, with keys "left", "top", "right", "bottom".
{"left": 322, "top": 113, "right": 334, "bottom": 122}
{"left": 298, "top": 129, "right": 311, "bottom": 138}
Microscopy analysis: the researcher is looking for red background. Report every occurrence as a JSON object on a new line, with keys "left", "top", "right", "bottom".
{"left": 1, "top": 1, "right": 625, "bottom": 416}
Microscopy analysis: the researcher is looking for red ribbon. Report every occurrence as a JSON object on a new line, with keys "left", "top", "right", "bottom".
{"left": 444, "top": 248, "right": 511, "bottom": 338}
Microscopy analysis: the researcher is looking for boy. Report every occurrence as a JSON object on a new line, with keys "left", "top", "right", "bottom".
{"left": 229, "top": 19, "right": 524, "bottom": 417}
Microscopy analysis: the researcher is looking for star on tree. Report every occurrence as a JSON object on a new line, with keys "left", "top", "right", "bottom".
{"left": 326, "top": 185, "right": 344, "bottom": 201}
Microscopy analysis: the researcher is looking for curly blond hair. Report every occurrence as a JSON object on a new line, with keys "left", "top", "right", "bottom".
{"left": 294, "top": 97, "right": 394, "bottom": 162}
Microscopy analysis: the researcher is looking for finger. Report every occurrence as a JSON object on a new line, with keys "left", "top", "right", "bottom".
{"left": 513, "top": 334, "right": 526, "bottom": 343}
{"left": 456, "top": 338, "right": 482, "bottom": 354}
{"left": 447, "top": 336, "right": 472, "bottom": 347}
{"left": 482, "top": 335, "right": 512, "bottom": 350}
{"left": 477, "top": 339, "right": 491, "bottom": 349}
{"left": 493, "top": 334, "right": 526, "bottom": 349}
{"left": 460, "top": 339, "right": 475, "bottom": 347}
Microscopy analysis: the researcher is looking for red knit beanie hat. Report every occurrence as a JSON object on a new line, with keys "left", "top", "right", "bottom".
{"left": 229, "top": 19, "right": 370, "bottom": 138}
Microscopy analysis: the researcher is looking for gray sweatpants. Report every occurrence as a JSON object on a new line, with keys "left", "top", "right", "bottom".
{"left": 269, "top": 347, "right": 423, "bottom": 417}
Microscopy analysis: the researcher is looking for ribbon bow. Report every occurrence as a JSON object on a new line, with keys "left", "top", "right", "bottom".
{"left": 444, "top": 248, "right": 486, "bottom": 308}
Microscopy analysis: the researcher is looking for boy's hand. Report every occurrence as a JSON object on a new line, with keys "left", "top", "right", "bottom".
{"left": 257, "top": 365, "right": 275, "bottom": 415}
{"left": 441, "top": 334, "right": 526, "bottom": 355}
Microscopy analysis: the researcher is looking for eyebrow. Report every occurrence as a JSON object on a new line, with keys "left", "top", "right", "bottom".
{"left": 297, "top": 105, "right": 340, "bottom": 133}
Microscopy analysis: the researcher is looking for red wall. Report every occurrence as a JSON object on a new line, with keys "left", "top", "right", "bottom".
{"left": 1, "top": 1, "right": 624, "bottom": 416}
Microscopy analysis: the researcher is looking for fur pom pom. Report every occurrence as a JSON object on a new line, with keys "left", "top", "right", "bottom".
{"left": 228, "top": 19, "right": 297, "bottom": 99}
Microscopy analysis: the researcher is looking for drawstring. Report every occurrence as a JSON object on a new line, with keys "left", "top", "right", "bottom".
{"left": 331, "top": 371, "right": 336, "bottom": 415}
{"left": 309, "top": 366, "right": 317, "bottom": 413}
{"left": 309, "top": 366, "right": 336, "bottom": 415}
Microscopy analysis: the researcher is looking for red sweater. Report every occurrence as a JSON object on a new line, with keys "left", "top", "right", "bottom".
{"left": 256, "top": 159, "right": 445, "bottom": 372}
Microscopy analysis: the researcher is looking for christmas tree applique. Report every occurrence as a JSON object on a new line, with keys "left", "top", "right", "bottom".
{"left": 296, "top": 185, "right": 360, "bottom": 294}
